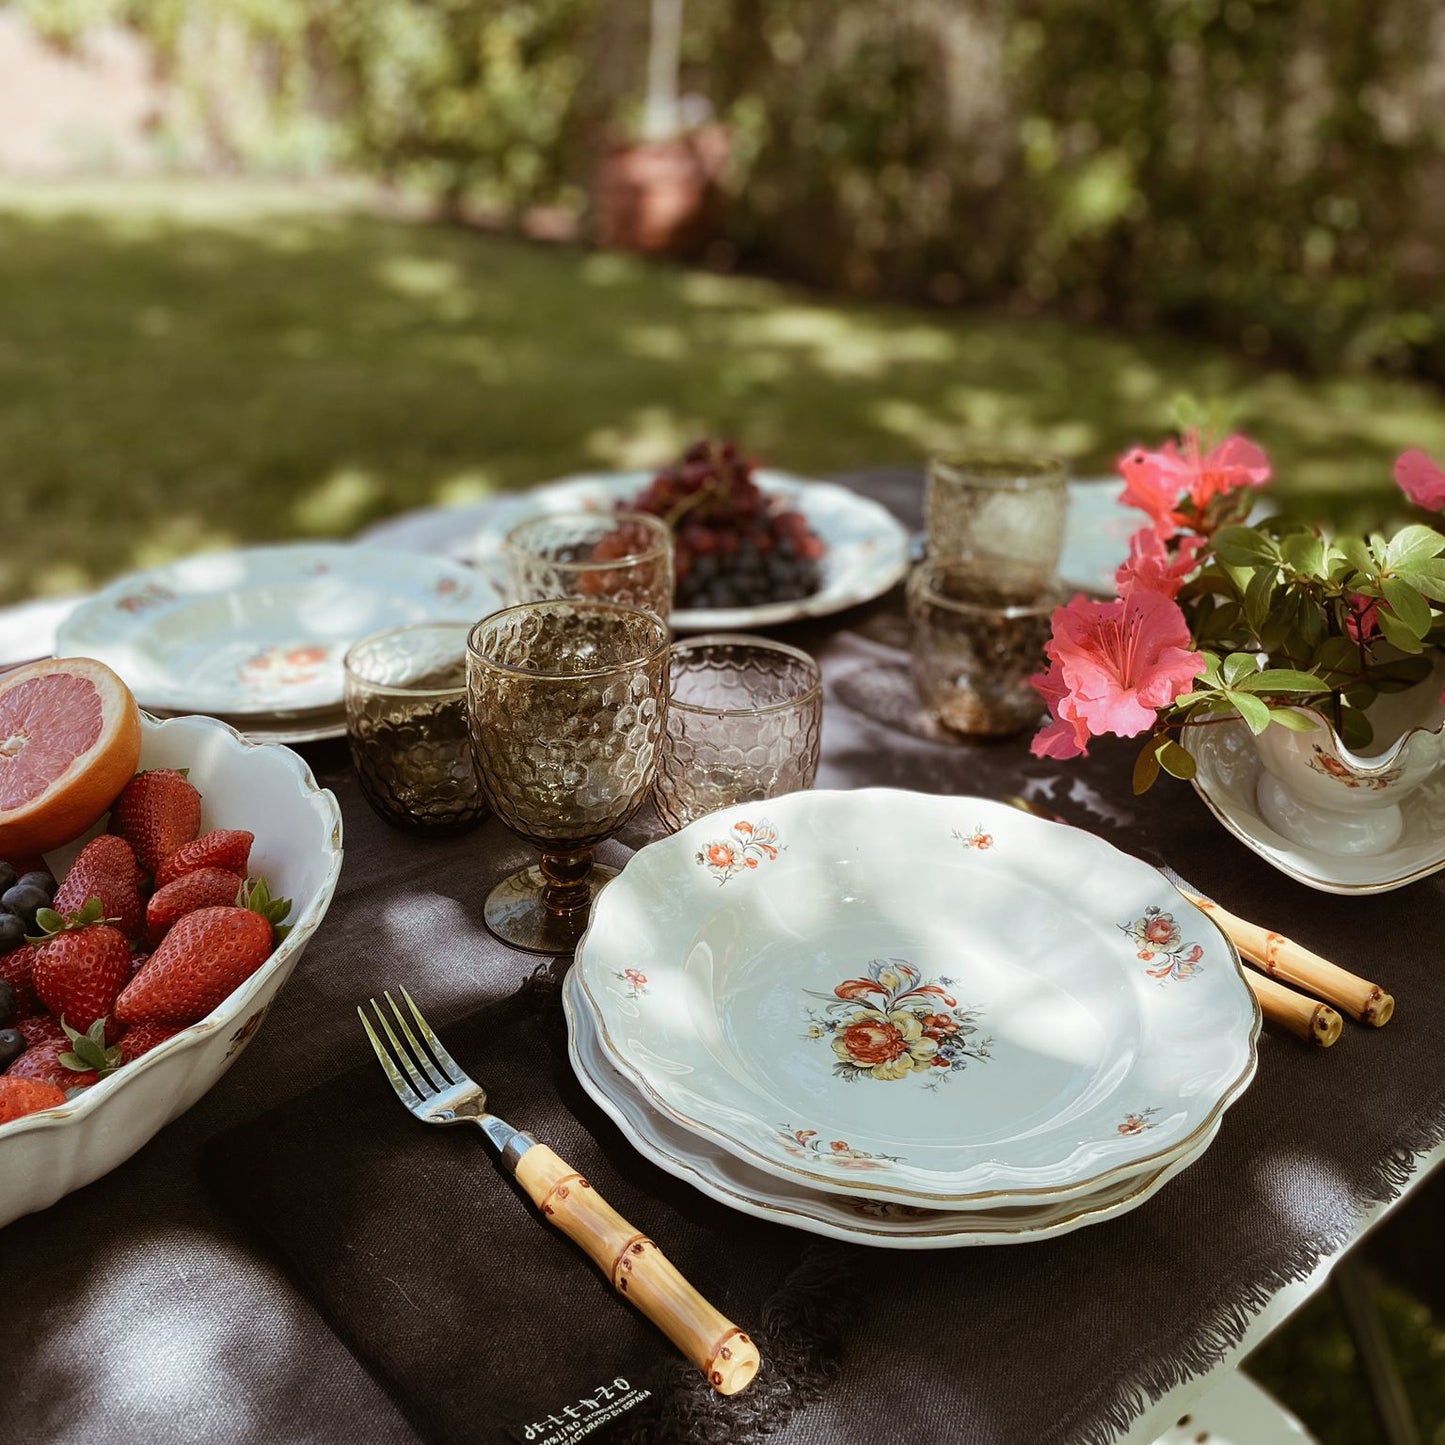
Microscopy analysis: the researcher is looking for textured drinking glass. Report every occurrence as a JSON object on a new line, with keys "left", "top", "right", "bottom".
{"left": 924, "top": 452, "right": 1068, "bottom": 589}
{"left": 344, "top": 622, "right": 489, "bottom": 835}
{"left": 653, "top": 634, "right": 823, "bottom": 831}
{"left": 907, "top": 561, "right": 1063, "bottom": 737}
{"left": 467, "top": 600, "right": 669, "bottom": 954}
{"left": 503, "top": 510, "right": 674, "bottom": 622}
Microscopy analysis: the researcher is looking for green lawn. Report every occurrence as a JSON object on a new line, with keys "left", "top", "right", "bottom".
{"left": 1, "top": 178, "right": 1443, "bottom": 607}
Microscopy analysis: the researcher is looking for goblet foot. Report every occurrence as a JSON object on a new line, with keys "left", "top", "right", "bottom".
{"left": 484, "top": 863, "right": 620, "bottom": 954}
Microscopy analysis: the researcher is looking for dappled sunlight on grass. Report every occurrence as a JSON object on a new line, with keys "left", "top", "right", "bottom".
{"left": 0, "top": 178, "right": 1441, "bottom": 605}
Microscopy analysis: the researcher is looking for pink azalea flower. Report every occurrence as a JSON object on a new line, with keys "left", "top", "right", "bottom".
{"left": 1115, "top": 528, "right": 1204, "bottom": 601}
{"left": 1345, "top": 594, "right": 1380, "bottom": 643}
{"left": 1029, "top": 592, "right": 1206, "bottom": 756}
{"left": 1118, "top": 433, "right": 1271, "bottom": 531}
{"left": 1395, "top": 449, "right": 1445, "bottom": 512}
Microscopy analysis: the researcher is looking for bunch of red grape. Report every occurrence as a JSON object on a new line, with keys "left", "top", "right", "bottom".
{"left": 627, "top": 441, "right": 826, "bottom": 609}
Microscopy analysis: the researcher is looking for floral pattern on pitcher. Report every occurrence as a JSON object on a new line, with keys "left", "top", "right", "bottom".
{"left": 1120, "top": 906, "right": 1203, "bottom": 982}
{"left": 952, "top": 825, "right": 995, "bottom": 851}
{"left": 695, "top": 819, "right": 781, "bottom": 883}
{"left": 1307, "top": 743, "right": 1402, "bottom": 791}
{"left": 803, "top": 957, "right": 992, "bottom": 1085}
{"left": 777, "top": 1127, "right": 901, "bottom": 1170}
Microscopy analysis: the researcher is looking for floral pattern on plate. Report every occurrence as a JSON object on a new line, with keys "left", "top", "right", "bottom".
{"left": 239, "top": 644, "right": 332, "bottom": 691}
{"left": 1120, "top": 905, "right": 1204, "bottom": 982}
{"left": 695, "top": 819, "right": 781, "bottom": 883}
{"left": 1117, "top": 1107, "right": 1160, "bottom": 1136}
{"left": 116, "top": 583, "right": 176, "bottom": 615}
{"left": 804, "top": 957, "right": 992, "bottom": 1085}
{"left": 952, "top": 825, "right": 995, "bottom": 851}
{"left": 777, "top": 1127, "right": 901, "bottom": 1170}
{"left": 614, "top": 968, "right": 648, "bottom": 999}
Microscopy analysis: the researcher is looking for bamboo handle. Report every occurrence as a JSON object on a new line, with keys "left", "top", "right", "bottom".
{"left": 1185, "top": 893, "right": 1394, "bottom": 1026}
{"left": 1246, "top": 969, "right": 1343, "bottom": 1047}
{"left": 512, "top": 1143, "right": 760, "bottom": 1396}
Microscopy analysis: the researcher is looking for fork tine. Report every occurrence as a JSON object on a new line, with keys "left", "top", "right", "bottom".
{"left": 358, "top": 1005, "right": 424, "bottom": 1109}
{"left": 370, "top": 996, "right": 438, "bottom": 1096}
{"left": 399, "top": 986, "right": 466, "bottom": 1081}
{"left": 384, "top": 990, "right": 455, "bottom": 1089}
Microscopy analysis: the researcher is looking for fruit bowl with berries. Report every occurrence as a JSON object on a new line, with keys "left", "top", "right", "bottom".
{"left": 0, "top": 660, "right": 342, "bottom": 1226}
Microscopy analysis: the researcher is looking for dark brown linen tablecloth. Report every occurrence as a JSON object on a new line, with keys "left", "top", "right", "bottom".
{"left": 3, "top": 470, "right": 1444, "bottom": 1445}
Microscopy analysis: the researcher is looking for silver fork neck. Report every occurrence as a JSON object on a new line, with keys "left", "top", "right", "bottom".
{"left": 478, "top": 1114, "right": 538, "bottom": 1172}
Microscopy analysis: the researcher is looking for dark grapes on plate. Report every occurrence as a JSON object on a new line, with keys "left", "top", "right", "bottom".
{"left": 629, "top": 440, "right": 827, "bottom": 611}
{"left": 14, "top": 871, "right": 55, "bottom": 900}
{"left": 1, "top": 884, "right": 50, "bottom": 923}
{"left": 0, "top": 862, "right": 16, "bottom": 896}
{"left": 0, "top": 1028, "right": 25, "bottom": 1071}
{"left": 0, "top": 979, "right": 15, "bottom": 1030}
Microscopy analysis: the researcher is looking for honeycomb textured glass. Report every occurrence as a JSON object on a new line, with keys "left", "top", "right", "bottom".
{"left": 344, "top": 623, "right": 488, "bottom": 835}
{"left": 654, "top": 634, "right": 823, "bottom": 831}
{"left": 467, "top": 600, "right": 669, "bottom": 953}
{"left": 504, "top": 510, "right": 673, "bottom": 622}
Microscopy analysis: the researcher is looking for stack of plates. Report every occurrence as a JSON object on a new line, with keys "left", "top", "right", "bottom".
{"left": 55, "top": 545, "right": 483, "bottom": 742}
{"left": 567, "top": 790, "right": 1260, "bottom": 1249}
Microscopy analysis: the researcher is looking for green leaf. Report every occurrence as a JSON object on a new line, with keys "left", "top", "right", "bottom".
{"left": 1386, "top": 524, "right": 1445, "bottom": 570}
{"left": 1280, "top": 531, "right": 1326, "bottom": 579}
{"left": 1378, "top": 605, "right": 1426, "bottom": 654}
{"left": 1334, "top": 536, "right": 1374, "bottom": 576}
{"left": 1132, "top": 743, "right": 1162, "bottom": 795}
{"left": 1214, "top": 526, "right": 1279, "bottom": 568}
{"left": 1243, "top": 565, "right": 1277, "bottom": 633}
{"left": 1396, "top": 560, "right": 1445, "bottom": 603}
{"left": 1224, "top": 689, "right": 1272, "bottom": 734}
{"left": 1234, "top": 668, "right": 1329, "bottom": 695}
{"left": 1312, "top": 635, "right": 1364, "bottom": 678}
{"left": 1382, "top": 577, "right": 1432, "bottom": 639}
{"left": 1266, "top": 708, "right": 1320, "bottom": 732}
{"left": 1156, "top": 739, "right": 1198, "bottom": 780}
{"left": 1221, "top": 651, "right": 1260, "bottom": 686}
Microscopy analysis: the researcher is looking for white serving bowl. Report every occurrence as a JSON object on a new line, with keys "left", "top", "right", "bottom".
{"left": 0, "top": 713, "right": 343, "bottom": 1227}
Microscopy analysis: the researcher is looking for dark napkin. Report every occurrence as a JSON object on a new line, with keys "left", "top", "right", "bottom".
{"left": 202, "top": 963, "right": 856, "bottom": 1445}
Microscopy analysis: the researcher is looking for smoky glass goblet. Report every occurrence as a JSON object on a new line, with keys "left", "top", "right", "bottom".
{"left": 466, "top": 599, "right": 670, "bottom": 954}
{"left": 503, "top": 509, "right": 674, "bottom": 623}
{"left": 653, "top": 634, "right": 823, "bottom": 832}
{"left": 344, "top": 622, "right": 489, "bottom": 835}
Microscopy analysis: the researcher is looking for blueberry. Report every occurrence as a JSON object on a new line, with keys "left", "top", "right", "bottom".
{"left": 0, "top": 913, "right": 23, "bottom": 952}
{"left": 0, "top": 863, "right": 15, "bottom": 896}
{"left": 0, "top": 979, "right": 14, "bottom": 1030}
{"left": 15, "top": 871, "right": 55, "bottom": 899}
{"left": 1, "top": 884, "right": 50, "bottom": 922}
{"left": 0, "top": 1027, "right": 24, "bottom": 1071}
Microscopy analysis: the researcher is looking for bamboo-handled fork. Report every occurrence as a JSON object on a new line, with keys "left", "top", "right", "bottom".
{"left": 359, "top": 988, "right": 761, "bottom": 1396}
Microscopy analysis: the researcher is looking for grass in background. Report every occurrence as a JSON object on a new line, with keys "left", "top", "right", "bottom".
{"left": 1, "top": 178, "right": 1444, "bottom": 606}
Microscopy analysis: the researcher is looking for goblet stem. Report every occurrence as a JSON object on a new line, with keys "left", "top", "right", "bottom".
{"left": 538, "top": 846, "right": 596, "bottom": 919}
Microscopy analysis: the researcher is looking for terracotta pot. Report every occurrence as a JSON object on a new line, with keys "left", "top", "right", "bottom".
{"left": 590, "top": 124, "right": 728, "bottom": 258}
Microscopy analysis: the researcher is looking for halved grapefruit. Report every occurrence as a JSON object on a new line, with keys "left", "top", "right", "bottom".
{"left": 0, "top": 658, "right": 142, "bottom": 857}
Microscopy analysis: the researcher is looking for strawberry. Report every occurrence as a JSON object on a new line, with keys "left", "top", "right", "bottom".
{"left": 53, "top": 835, "right": 146, "bottom": 942}
{"left": 29, "top": 899, "right": 133, "bottom": 1034}
{"left": 110, "top": 768, "right": 202, "bottom": 875}
{"left": 145, "top": 868, "right": 242, "bottom": 948}
{"left": 0, "top": 943, "right": 38, "bottom": 1018}
{"left": 115, "top": 878, "right": 290, "bottom": 1027}
{"left": 0, "top": 1075, "right": 67, "bottom": 1123}
{"left": 154, "top": 830, "right": 253, "bottom": 888}
{"left": 16, "top": 1012, "right": 65, "bottom": 1049}
{"left": 118, "top": 1020, "right": 181, "bottom": 1063}
{"left": 7, "top": 1019, "right": 120, "bottom": 1091}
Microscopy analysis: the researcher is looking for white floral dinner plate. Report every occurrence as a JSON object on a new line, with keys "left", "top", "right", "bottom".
{"left": 56, "top": 544, "right": 483, "bottom": 717}
{"left": 362, "top": 471, "right": 911, "bottom": 631}
{"left": 573, "top": 790, "right": 1259, "bottom": 1208}
{"left": 1185, "top": 718, "right": 1445, "bottom": 894}
{"left": 564, "top": 968, "right": 1218, "bottom": 1248}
